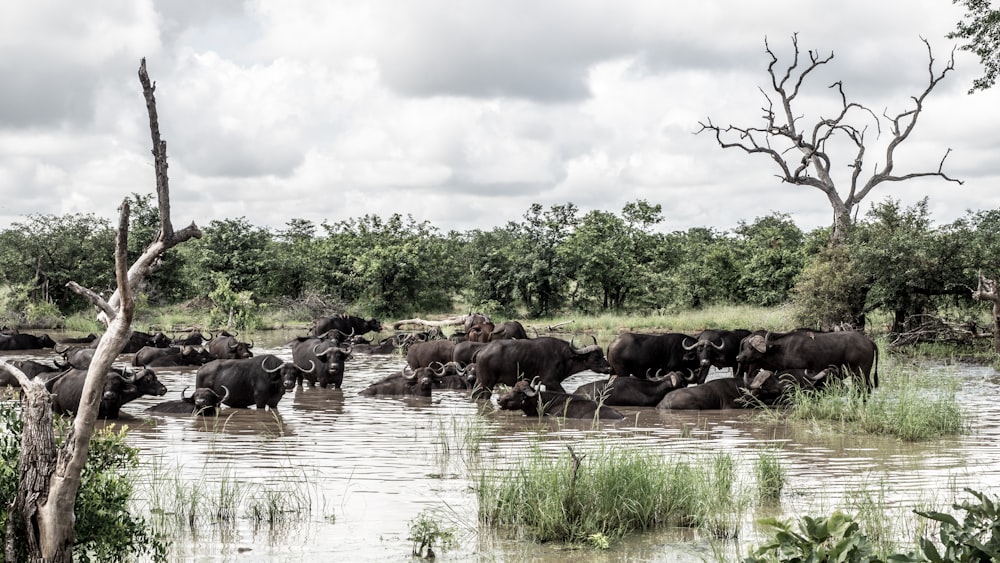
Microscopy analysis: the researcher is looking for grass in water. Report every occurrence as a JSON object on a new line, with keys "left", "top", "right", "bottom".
{"left": 785, "top": 363, "right": 966, "bottom": 441}
{"left": 476, "top": 443, "right": 751, "bottom": 547}
{"left": 754, "top": 448, "right": 785, "bottom": 502}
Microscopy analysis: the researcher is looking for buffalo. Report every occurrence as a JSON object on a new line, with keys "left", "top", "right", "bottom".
{"left": 406, "top": 340, "right": 456, "bottom": 370}
{"left": 452, "top": 340, "right": 487, "bottom": 367}
{"left": 349, "top": 335, "right": 398, "bottom": 355}
{"left": 312, "top": 314, "right": 383, "bottom": 338}
{"left": 97, "top": 330, "right": 171, "bottom": 354}
{"left": 170, "top": 329, "right": 212, "bottom": 346}
{"left": 473, "top": 337, "right": 610, "bottom": 398}
{"left": 195, "top": 355, "right": 296, "bottom": 409}
{"left": 145, "top": 346, "right": 214, "bottom": 368}
{"left": 497, "top": 377, "right": 625, "bottom": 420}
{"left": 48, "top": 366, "right": 168, "bottom": 419}
{"left": 146, "top": 386, "right": 229, "bottom": 416}
{"left": 206, "top": 333, "right": 254, "bottom": 360}
{"left": 430, "top": 361, "right": 476, "bottom": 390}
{"left": 572, "top": 371, "right": 694, "bottom": 407}
{"left": 290, "top": 337, "right": 353, "bottom": 388}
{"left": 606, "top": 332, "right": 701, "bottom": 379}
{"left": 735, "top": 330, "right": 878, "bottom": 392}
{"left": 656, "top": 378, "right": 761, "bottom": 410}
{"left": 54, "top": 345, "right": 96, "bottom": 370}
{"left": 745, "top": 367, "right": 837, "bottom": 399}
{"left": 0, "top": 332, "right": 57, "bottom": 350}
{"left": 684, "top": 329, "right": 752, "bottom": 384}
{"left": 359, "top": 367, "right": 435, "bottom": 397}
{"left": 490, "top": 320, "right": 528, "bottom": 341}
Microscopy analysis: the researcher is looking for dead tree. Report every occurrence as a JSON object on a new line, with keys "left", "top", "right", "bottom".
{"left": 0, "top": 58, "right": 201, "bottom": 562}
{"left": 972, "top": 270, "right": 1000, "bottom": 353}
{"left": 697, "top": 34, "right": 962, "bottom": 245}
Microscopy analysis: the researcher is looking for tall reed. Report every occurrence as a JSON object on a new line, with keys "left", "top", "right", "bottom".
{"left": 476, "top": 442, "right": 751, "bottom": 547}
{"left": 786, "top": 363, "right": 966, "bottom": 441}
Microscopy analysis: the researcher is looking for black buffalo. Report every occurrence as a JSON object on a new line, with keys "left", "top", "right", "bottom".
{"left": 312, "top": 314, "right": 383, "bottom": 338}
{"left": 406, "top": 340, "right": 456, "bottom": 369}
{"left": 0, "top": 332, "right": 57, "bottom": 350}
{"left": 48, "top": 366, "right": 168, "bottom": 419}
{"left": 55, "top": 345, "right": 96, "bottom": 370}
{"left": 170, "top": 329, "right": 212, "bottom": 346}
{"left": 452, "top": 340, "right": 487, "bottom": 367}
{"left": 656, "top": 378, "right": 762, "bottom": 410}
{"left": 359, "top": 367, "right": 435, "bottom": 397}
{"left": 572, "top": 371, "right": 694, "bottom": 407}
{"left": 745, "top": 367, "right": 837, "bottom": 399}
{"left": 497, "top": 377, "right": 625, "bottom": 420}
{"left": 473, "top": 337, "right": 611, "bottom": 398}
{"left": 133, "top": 345, "right": 183, "bottom": 366}
{"left": 430, "top": 361, "right": 476, "bottom": 390}
{"left": 735, "top": 330, "right": 878, "bottom": 392}
{"left": 195, "top": 355, "right": 296, "bottom": 409}
{"left": 606, "top": 332, "right": 700, "bottom": 379}
{"left": 290, "top": 337, "right": 353, "bottom": 388}
{"left": 490, "top": 320, "right": 528, "bottom": 341}
{"left": 206, "top": 334, "right": 254, "bottom": 360}
{"left": 146, "top": 386, "right": 229, "bottom": 416}
{"left": 97, "top": 330, "right": 171, "bottom": 354}
{"left": 144, "top": 346, "right": 214, "bottom": 368}
{"left": 59, "top": 333, "right": 98, "bottom": 345}
{"left": 683, "top": 329, "right": 752, "bottom": 384}
{"left": 349, "top": 335, "right": 398, "bottom": 355}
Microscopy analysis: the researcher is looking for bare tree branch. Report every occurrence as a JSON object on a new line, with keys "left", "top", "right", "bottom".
{"left": 696, "top": 34, "right": 961, "bottom": 245}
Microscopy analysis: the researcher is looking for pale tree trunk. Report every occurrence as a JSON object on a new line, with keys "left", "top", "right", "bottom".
{"left": 0, "top": 58, "right": 201, "bottom": 562}
{"left": 972, "top": 270, "right": 1000, "bottom": 353}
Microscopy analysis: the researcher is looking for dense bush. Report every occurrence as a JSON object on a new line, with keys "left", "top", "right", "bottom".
{"left": 0, "top": 403, "right": 167, "bottom": 562}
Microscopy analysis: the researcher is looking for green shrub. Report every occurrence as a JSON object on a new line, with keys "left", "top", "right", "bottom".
{"left": 745, "top": 511, "right": 882, "bottom": 563}
{"left": 0, "top": 404, "right": 167, "bottom": 562}
{"left": 909, "top": 488, "right": 1000, "bottom": 562}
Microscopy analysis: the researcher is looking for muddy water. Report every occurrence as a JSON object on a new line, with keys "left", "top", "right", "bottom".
{"left": 6, "top": 332, "right": 1000, "bottom": 562}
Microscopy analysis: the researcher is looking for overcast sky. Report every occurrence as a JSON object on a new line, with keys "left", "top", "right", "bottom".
{"left": 1, "top": 0, "right": 996, "bottom": 237}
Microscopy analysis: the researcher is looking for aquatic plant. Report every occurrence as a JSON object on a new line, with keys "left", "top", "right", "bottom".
{"left": 786, "top": 363, "right": 966, "bottom": 441}
{"left": 476, "top": 443, "right": 751, "bottom": 547}
{"left": 754, "top": 449, "right": 785, "bottom": 502}
{"left": 408, "top": 508, "right": 458, "bottom": 559}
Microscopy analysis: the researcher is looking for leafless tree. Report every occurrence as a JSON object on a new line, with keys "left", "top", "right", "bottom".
{"left": 698, "top": 34, "right": 963, "bottom": 245}
{"left": 0, "top": 58, "right": 201, "bottom": 562}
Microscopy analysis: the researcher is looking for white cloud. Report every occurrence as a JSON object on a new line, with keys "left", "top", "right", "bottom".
{"left": 0, "top": 0, "right": 995, "bottom": 238}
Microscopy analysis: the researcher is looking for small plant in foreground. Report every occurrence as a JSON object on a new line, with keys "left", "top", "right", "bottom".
{"left": 745, "top": 511, "right": 881, "bottom": 563}
{"left": 408, "top": 508, "right": 457, "bottom": 559}
{"left": 909, "top": 487, "right": 1000, "bottom": 562}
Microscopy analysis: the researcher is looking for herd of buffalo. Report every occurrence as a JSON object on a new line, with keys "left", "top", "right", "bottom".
{"left": 0, "top": 313, "right": 879, "bottom": 422}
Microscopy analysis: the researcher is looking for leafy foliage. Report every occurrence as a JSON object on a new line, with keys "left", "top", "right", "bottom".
{"left": 0, "top": 404, "right": 167, "bottom": 562}
{"left": 909, "top": 488, "right": 1000, "bottom": 562}
{"left": 948, "top": 0, "right": 1000, "bottom": 93}
{"left": 407, "top": 508, "right": 457, "bottom": 559}
{"left": 745, "top": 511, "right": 882, "bottom": 563}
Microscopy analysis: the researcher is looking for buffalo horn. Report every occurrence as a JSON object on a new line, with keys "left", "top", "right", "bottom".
{"left": 294, "top": 360, "right": 316, "bottom": 374}
{"left": 181, "top": 386, "right": 190, "bottom": 401}
{"left": 681, "top": 338, "right": 698, "bottom": 351}
{"left": 403, "top": 365, "right": 417, "bottom": 381}
{"left": 262, "top": 357, "right": 284, "bottom": 373}
{"left": 220, "top": 385, "right": 230, "bottom": 405}
{"left": 748, "top": 335, "right": 767, "bottom": 353}
{"left": 114, "top": 366, "right": 137, "bottom": 383}
{"left": 571, "top": 344, "right": 602, "bottom": 355}
{"left": 749, "top": 370, "right": 774, "bottom": 390}
{"left": 680, "top": 369, "right": 698, "bottom": 382}
{"left": 711, "top": 340, "right": 724, "bottom": 350}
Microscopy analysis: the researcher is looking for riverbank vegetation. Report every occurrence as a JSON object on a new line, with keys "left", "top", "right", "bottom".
{"left": 1, "top": 196, "right": 998, "bottom": 350}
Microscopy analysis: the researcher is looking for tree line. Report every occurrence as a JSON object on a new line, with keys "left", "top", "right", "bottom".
{"left": 0, "top": 193, "right": 997, "bottom": 333}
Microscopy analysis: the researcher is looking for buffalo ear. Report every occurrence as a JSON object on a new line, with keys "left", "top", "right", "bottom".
{"left": 749, "top": 335, "right": 767, "bottom": 353}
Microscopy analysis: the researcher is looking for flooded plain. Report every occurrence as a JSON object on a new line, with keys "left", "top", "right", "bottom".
{"left": 5, "top": 330, "right": 1000, "bottom": 562}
